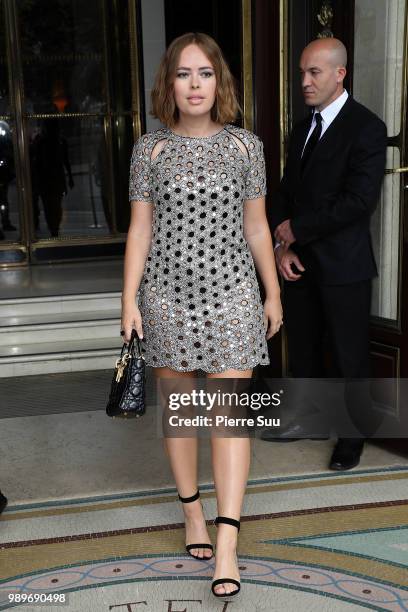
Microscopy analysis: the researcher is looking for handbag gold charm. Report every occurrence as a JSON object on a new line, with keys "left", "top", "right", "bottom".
{"left": 115, "top": 353, "right": 131, "bottom": 382}
{"left": 106, "top": 329, "right": 146, "bottom": 419}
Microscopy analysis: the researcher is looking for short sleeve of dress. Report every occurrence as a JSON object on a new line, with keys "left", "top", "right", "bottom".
{"left": 129, "top": 135, "right": 153, "bottom": 203}
{"left": 244, "top": 134, "right": 267, "bottom": 200}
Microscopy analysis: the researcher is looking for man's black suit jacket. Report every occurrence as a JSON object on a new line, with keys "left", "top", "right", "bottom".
{"left": 271, "top": 96, "right": 387, "bottom": 285}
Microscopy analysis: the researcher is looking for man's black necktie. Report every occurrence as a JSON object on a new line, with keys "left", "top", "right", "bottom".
{"left": 301, "top": 112, "right": 322, "bottom": 172}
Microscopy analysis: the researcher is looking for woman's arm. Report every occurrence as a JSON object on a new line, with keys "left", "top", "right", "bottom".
{"left": 243, "top": 197, "right": 283, "bottom": 339}
{"left": 121, "top": 200, "right": 153, "bottom": 342}
{"left": 243, "top": 197, "right": 280, "bottom": 298}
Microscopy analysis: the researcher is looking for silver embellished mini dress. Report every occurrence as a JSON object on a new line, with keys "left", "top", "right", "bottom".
{"left": 129, "top": 124, "right": 270, "bottom": 372}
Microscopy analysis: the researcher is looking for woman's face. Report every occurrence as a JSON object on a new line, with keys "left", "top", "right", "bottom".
{"left": 173, "top": 44, "right": 217, "bottom": 119}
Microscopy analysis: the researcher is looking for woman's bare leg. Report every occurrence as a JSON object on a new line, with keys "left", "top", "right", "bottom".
{"left": 208, "top": 368, "right": 253, "bottom": 595}
{"left": 155, "top": 366, "right": 212, "bottom": 559}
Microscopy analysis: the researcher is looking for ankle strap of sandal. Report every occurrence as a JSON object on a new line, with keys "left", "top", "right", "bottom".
{"left": 215, "top": 516, "right": 240, "bottom": 532}
{"left": 178, "top": 489, "right": 200, "bottom": 503}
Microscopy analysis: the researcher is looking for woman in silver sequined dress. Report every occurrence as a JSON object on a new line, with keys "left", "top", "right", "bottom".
{"left": 121, "top": 33, "right": 282, "bottom": 599}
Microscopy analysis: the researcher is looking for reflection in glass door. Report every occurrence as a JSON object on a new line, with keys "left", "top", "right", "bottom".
{"left": 354, "top": 0, "right": 407, "bottom": 323}
{"left": 0, "top": 0, "right": 142, "bottom": 264}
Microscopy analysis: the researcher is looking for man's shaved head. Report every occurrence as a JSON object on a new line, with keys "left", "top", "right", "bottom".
{"left": 300, "top": 38, "right": 348, "bottom": 110}
{"left": 303, "top": 38, "right": 347, "bottom": 68}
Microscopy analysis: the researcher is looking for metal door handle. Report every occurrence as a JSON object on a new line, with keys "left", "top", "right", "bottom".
{"left": 385, "top": 166, "right": 408, "bottom": 174}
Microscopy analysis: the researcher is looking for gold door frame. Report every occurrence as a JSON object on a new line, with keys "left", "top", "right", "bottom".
{"left": 280, "top": 0, "right": 289, "bottom": 375}
{"left": 129, "top": 0, "right": 143, "bottom": 141}
{"left": 242, "top": 0, "right": 254, "bottom": 131}
{"left": 280, "top": 0, "right": 289, "bottom": 174}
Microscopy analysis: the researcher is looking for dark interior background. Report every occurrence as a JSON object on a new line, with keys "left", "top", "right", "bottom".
{"left": 164, "top": 0, "right": 244, "bottom": 122}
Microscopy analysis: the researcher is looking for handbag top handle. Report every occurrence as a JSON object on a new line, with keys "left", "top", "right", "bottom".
{"left": 127, "top": 328, "right": 142, "bottom": 358}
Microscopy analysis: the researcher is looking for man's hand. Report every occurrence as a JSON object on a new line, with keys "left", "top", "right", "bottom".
{"left": 274, "top": 219, "right": 296, "bottom": 248}
{"left": 275, "top": 245, "right": 305, "bottom": 281}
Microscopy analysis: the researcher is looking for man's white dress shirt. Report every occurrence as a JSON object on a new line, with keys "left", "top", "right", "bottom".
{"left": 302, "top": 89, "right": 349, "bottom": 155}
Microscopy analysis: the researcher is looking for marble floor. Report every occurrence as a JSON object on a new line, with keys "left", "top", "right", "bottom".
{"left": 0, "top": 367, "right": 407, "bottom": 504}
{"left": 1, "top": 405, "right": 406, "bottom": 505}
{"left": 3, "top": 465, "right": 408, "bottom": 612}
{"left": 1, "top": 369, "right": 407, "bottom": 612}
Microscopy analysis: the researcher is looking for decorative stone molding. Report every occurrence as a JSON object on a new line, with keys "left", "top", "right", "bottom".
{"left": 317, "top": 1, "right": 334, "bottom": 38}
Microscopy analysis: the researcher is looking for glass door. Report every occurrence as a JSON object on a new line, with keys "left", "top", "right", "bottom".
{"left": 354, "top": 0, "right": 407, "bottom": 325}
{"left": 0, "top": 0, "right": 143, "bottom": 264}
{"left": 354, "top": 0, "right": 408, "bottom": 379}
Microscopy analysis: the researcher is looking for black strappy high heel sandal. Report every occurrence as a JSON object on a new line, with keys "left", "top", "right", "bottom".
{"left": 211, "top": 516, "right": 241, "bottom": 599}
{"left": 178, "top": 489, "right": 214, "bottom": 560}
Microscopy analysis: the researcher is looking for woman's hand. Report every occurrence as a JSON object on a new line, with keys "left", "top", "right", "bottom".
{"left": 121, "top": 301, "right": 143, "bottom": 343}
{"left": 263, "top": 296, "right": 283, "bottom": 340}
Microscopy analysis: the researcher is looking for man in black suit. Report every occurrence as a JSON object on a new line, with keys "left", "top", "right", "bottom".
{"left": 262, "top": 38, "right": 387, "bottom": 470}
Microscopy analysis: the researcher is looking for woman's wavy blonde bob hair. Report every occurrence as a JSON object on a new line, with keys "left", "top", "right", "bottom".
{"left": 151, "top": 32, "right": 240, "bottom": 127}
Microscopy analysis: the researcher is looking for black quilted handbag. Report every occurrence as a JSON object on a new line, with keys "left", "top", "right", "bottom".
{"left": 106, "top": 329, "right": 146, "bottom": 418}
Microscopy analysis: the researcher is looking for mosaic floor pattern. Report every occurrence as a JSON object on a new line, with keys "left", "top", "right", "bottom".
{"left": 1, "top": 466, "right": 408, "bottom": 611}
